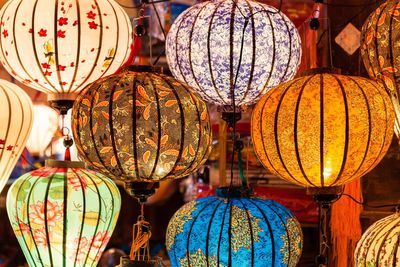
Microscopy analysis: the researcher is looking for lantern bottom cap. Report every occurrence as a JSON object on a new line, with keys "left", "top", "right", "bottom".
{"left": 45, "top": 160, "right": 85, "bottom": 169}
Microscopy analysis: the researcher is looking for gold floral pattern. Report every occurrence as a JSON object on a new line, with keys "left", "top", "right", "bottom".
{"left": 179, "top": 249, "right": 226, "bottom": 267}
{"left": 281, "top": 218, "right": 303, "bottom": 267}
{"left": 166, "top": 201, "right": 197, "bottom": 251}
{"left": 72, "top": 71, "right": 212, "bottom": 183}
{"left": 361, "top": 1, "right": 400, "bottom": 138}
{"left": 231, "top": 205, "right": 263, "bottom": 252}
{"left": 251, "top": 73, "right": 394, "bottom": 187}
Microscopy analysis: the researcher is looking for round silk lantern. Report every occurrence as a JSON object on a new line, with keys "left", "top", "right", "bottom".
{"left": 26, "top": 104, "right": 59, "bottom": 157}
{"left": 361, "top": 1, "right": 400, "bottom": 139}
{"left": 7, "top": 160, "right": 121, "bottom": 267}
{"left": 0, "top": 79, "right": 33, "bottom": 193}
{"left": 354, "top": 212, "right": 400, "bottom": 266}
{"left": 166, "top": 188, "right": 303, "bottom": 267}
{"left": 251, "top": 71, "right": 394, "bottom": 188}
{"left": 0, "top": 0, "right": 133, "bottom": 103}
{"left": 72, "top": 70, "right": 212, "bottom": 184}
{"left": 166, "top": 0, "right": 302, "bottom": 108}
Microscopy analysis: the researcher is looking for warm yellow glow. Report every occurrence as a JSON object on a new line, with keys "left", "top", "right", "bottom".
{"left": 251, "top": 73, "right": 395, "bottom": 188}
{"left": 0, "top": 0, "right": 133, "bottom": 100}
{"left": 0, "top": 79, "right": 33, "bottom": 193}
{"left": 26, "top": 104, "right": 59, "bottom": 157}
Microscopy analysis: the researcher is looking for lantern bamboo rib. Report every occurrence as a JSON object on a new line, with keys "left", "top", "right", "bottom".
{"left": 72, "top": 71, "right": 212, "bottom": 183}
{"left": 251, "top": 73, "right": 394, "bottom": 188}
{"left": 166, "top": 196, "right": 303, "bottom": 267}
{"left": 0, "top": 0, "right": 133, "bottom": 97}
{"left": 166, "top": 0, "right": 301, "bottom": 107}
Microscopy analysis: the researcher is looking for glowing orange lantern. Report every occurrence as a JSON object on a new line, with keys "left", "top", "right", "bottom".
{"left": 251, "top": 71, "right": 394, "bottom": 188}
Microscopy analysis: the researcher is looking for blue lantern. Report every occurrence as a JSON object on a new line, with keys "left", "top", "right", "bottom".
{"left": 166, "top": 188, "right": 303, "bottom": 267}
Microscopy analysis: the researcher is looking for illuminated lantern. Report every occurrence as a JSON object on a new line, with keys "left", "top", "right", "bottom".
{"left": 354, "top": 212, "right": 400, "bottom": 266}
{"left": 166, "top": 188, "right": 303, "bottom": 267}
{"left": 7, "top": 160, "right": 121, "bottom": 267}
{"left": 166, "top": 0, "right": 302, "bottom": 108}
{"left": 26, "top": 104, "right": 59, "bottom": 157}
{"left": 72, "top": 70, "right": 212, "bottom": 189}
{"left": 0, "top": 79, "right": 33, "bottom": 193}
{"left": 0, "top": 0, "right": 133, "bottom": 105}
{"left": 361, "top": 1, "right": 400, "bottom": 139}
{"left": 251, "top": 71, "right": 394, "bottom": 188}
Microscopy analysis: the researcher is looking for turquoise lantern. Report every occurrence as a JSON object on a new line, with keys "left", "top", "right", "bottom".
{"left": 166, "top": 188, "right": 303, "bottom": 267}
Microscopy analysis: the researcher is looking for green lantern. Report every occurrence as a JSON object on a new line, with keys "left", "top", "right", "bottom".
{"left": 6, "top": 160, "right": 121, "bottom": 267}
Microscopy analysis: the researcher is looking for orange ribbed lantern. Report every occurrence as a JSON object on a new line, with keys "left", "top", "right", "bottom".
{"left": 251, "top": 72, "right": 394, "bottom": 188}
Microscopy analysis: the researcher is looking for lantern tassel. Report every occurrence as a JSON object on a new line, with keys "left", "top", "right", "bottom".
{"left": 130, "top": 204, "right": 152, "bottom": 261}
{"left": 330, "top": 180, "right": 362, "bottom": 267}
{"left": 64, "top": 147, "right": 71, "bottom": 161}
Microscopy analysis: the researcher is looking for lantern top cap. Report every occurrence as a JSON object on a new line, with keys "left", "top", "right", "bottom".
{"left": 301, "top": 67, "right": 342, "bottom": 76}
{"left": 45, "top": 160, "right": 85, "bottom": 169}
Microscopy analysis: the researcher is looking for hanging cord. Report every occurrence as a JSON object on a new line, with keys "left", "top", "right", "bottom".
{"left": 316, "top": 201, "right": 330, "bottom": 267}
{"left": 61, "top": 114, "right": 73, "bottom": 161}
{"left": 151, "top": 1, "right": 167, "bottom": 66}
{"left": 117, "top": 0, "right": 169, "bottom": 9}
{"left": 130, "top": 203, "right": 152, "bottom": 261}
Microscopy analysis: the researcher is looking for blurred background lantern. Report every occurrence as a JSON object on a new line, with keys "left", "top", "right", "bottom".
{"left": 26, "top": 104, "right": 59, "bottom": 157}
{"left": 166, "top": 187, "right": 303, "bottom": 267}
{"left": 0, "top": 79, "right": 33, "bottom": 194}
{"left": 72, "top": 68, "right": 212, "bottom": 199}
{"left": 166, "top": 0, "right": 302, "bottom": 108}
{"left": 0, "top": 0, "right": 133, "bottom": 113}
{"left": 7, "top": 160, "right": 121, "bottom": 267}
{"left": 361, "top": 1, "right": 400, "bottom": 140}
{"left": 354, "top": 211, "right": 400, "bottom": 266}
{"left": 251, "top": 71, "right": 394, "bottom": 188}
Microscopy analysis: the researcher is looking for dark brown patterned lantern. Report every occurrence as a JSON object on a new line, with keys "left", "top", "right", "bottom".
{"left": 72, "top": 69, "right": 212, "bottom": 195}
{"left": 361, "top": 1, "right": 400, "bottom": 139}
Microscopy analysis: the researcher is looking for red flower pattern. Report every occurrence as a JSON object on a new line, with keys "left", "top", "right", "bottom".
{"left": 33, "top": 228, "right": 49, "bottom": 247}
{"left": 29, "top": 200, "right": 63, "bottom": 227}
{"left": 68, "top": 236, "right": 90, "bottom": 263}
{"left": 87, "top": 11, "right": 96, "bottom": 20}
{"left": 41, "top": 62, "right": 51, "bottom": 69}
{"left": 68, "top": 174, "right": 87, "bottom": 191}
{"left": 58, "top": 17, "right": 68, "bottom": 26}
{"left": 88, "top": 21, "right": 98, "bottom": 29}
{"left": 38, "top": 28, "right": 47, "bottom": 37}
{"left": 58, "top": 65, "right": 66, "bottom": 71}
{"left": 92, "top": 231, "right": 110, "bottom": 250}
{"left": 2, "top": 29, "right": 8, "bottom": 38}
{"left": 57, "top": 30, "right": 66, "bottom": 38}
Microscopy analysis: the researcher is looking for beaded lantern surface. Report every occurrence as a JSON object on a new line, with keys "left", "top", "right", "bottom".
{"left": 166, "top": 0, "right": 302, "bottom": 108}
{"left": 166, "top": 191, "right": 303, "bottom": 267}
{"left": 0, "top": 0, "right": 133, "bottom": 101}
{"left": 72, "top": 71, "right": 212, "bottom": 182}
{"left": 7, "top": 160, "right": 121, "bottom": 267}
{"left": 354, "top": 212, "right": 400, "bottom": 266}
{"left": 251, "top": 72, "right": 395, "bottom": 188}
{"left": 0, "top": 79, "right": 33, "bottom": 194}
{"left": 361, "top": 1, "right": 400, "bottom": 139}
